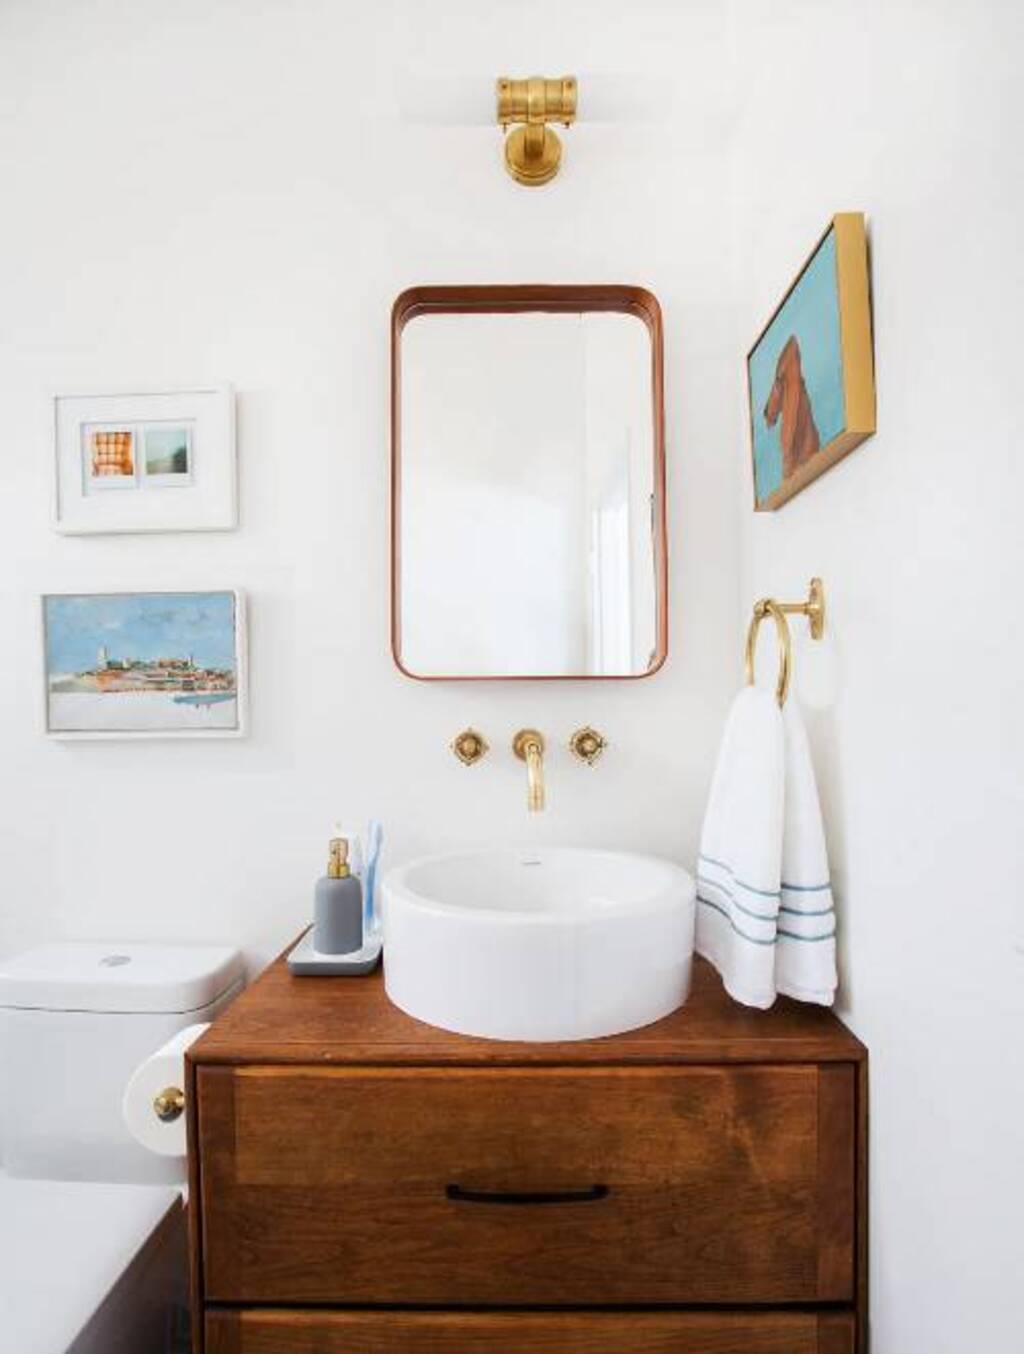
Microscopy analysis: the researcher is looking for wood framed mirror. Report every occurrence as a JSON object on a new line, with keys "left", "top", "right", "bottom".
{"left": 391, "top": 285, "right": 667, "bottom": 680}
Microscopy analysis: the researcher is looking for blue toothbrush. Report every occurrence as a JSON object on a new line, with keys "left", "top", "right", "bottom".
{"left": 363, "top": 820, "right": 383, "bottom": 937}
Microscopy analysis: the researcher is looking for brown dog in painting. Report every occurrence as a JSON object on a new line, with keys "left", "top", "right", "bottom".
{"left": 763, "top": 335, "right": 820, "bottom": 478}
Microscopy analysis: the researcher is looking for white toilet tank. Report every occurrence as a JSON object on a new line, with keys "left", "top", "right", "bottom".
{"left": 0, "top": 942, "right": 243, "bottom": 1184}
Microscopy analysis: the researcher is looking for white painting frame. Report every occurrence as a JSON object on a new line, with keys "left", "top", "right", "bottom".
{"left": 41, "top": 589, "right": 248, "bottom": 741}
{"left": 53, "top": 386, "right": 236, "bottom": 534}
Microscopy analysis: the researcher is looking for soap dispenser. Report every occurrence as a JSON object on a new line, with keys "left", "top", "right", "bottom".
{"left": 314, "top": 833, "right": 363, "bottom": 955}
{"left": 287, "top": 828, "right": 383, "bottom": 976}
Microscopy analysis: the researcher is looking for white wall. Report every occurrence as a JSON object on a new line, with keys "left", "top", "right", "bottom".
{"left": 0, "top": 0, "right": 740, "bottom": 962}
{"left": 731, "top": 3, "right": 1024, "bottom": 1350}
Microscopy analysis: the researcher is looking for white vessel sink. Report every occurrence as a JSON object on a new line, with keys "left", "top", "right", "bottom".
{"left": 381, "top": 847, "right": 696, "bottom": 1042}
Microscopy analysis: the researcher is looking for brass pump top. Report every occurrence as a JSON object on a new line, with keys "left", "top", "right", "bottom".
{"left": 327, "top": 837, "right": 350, "bottom": 880}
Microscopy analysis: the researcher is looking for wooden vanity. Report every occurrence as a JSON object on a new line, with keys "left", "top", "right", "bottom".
{"left": 187, "top": 947, "right": 867, "bottom": 1353}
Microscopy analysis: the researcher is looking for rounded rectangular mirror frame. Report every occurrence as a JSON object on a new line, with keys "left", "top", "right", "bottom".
{"left": 391, "top": 284, "right": 667, "bottom": 681}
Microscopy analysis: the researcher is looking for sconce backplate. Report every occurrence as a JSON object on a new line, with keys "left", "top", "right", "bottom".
{"left": 504, "top": 125, "right": 563, "bottom": 186}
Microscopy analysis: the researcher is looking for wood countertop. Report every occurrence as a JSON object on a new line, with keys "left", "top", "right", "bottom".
{"left": 189, "top": 945, "right": 865, "bottom": 1067}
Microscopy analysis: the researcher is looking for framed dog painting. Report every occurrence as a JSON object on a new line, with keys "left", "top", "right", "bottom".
{"left": 747, "top": 213, "right": 875, "bottom": 511}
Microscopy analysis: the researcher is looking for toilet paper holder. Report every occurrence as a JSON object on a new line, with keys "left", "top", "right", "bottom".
{"left": 124, "top": 1021, "right": 210, "bottom": 1155}
{"left": 153, "top": 1085, "right": 185, "bottom": 1123}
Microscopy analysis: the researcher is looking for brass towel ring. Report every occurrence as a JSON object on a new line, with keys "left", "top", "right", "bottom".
{"left": 745, "top": 599, "right": 792, "bottom": 706}
{"left": 744, "top": 578, "right": 826, "bottom": 708}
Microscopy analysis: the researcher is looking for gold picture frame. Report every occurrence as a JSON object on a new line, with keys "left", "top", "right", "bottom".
{"left": 747, "top": 213, "right": 876, "bottom": 511}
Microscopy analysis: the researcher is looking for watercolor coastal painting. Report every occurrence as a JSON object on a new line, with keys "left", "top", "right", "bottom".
{"left": 747, "top": 213, "right": 876, "bottom": 511}
{"left": 43, "top": 590, "right": 246, "bottom": 738}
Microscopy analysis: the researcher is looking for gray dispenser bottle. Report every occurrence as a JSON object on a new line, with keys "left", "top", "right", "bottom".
{"left": 314, "top": 835, "right": 363, "bottom": 954}
{"left": 288, "top": 831, "right": 382, "bottom": 975}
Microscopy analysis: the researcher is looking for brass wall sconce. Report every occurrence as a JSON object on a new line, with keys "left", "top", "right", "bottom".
{"left": 451, "top": 728, "right": 489, "bottom": 766}
{"left": 496, "top": 75, "right": 577, "bottom": 186}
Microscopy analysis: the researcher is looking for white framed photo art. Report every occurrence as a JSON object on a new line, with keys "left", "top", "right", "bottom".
{"left": 41, "top": 588, "right": 248, "bottom": 740}
{"left": 53, "top": 386, "right": 236, "bottom": 533}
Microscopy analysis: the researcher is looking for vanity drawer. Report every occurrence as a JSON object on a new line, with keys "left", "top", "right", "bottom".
{"left": 198, "top": 1063, "right": 855, "bottom": 1306}
{"left": 206, "top": 1308, "right": 857, "bottom": 1353}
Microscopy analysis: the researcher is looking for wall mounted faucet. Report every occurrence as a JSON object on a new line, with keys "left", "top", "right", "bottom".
{"left": 512, "top": 728, "right": 546, "bottom": 811}
{"left": 451, "top": 725, "right": 607, "bottom": 808}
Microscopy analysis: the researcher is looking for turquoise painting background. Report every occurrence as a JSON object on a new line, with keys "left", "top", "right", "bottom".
{"left": 748, "top": 228, "right": 845, "bottom": 504}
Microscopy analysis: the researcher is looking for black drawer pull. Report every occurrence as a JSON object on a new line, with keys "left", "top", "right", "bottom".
{"left": 446, "top": 1183, "right": 609, "bottom": 1206}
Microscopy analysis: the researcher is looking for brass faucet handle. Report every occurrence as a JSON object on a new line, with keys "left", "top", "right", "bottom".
{"left": 569, "top": 725, "right": 607, "bottom": 766}
{"left": 451, "top": 728, "right": 489, "bottom": 766}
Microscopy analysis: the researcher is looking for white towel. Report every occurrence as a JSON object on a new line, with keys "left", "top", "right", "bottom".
{"left": 695, "top": 686, "right": 837, "bottom": 1009}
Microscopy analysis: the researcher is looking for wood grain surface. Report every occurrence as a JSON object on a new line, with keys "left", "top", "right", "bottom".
{"left": 206, "top": 1307, "right": 854, "bottom": 1353}
{"left": 189, "top": 953, "right": 866, "bottom": 1068}
{"left": 189, "top": 943, "right": 867, "bottom": 1354}
{"left": 199, "top": 1062, "right": 853, "bottom": 1305}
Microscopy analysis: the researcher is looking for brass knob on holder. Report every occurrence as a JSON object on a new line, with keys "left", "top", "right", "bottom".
{"left": 153, "top": 1086, "right": 185, "bottom": 1123}
{"left": 569, "top": 726, "right": 607, "bottom": 766}
{"left": 451, "top": 728, "right": 489, "bottom": 766}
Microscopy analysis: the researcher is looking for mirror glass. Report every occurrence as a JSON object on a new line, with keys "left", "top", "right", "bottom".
{"left": 393, "top": 291, "right": 665, "bottom": 679}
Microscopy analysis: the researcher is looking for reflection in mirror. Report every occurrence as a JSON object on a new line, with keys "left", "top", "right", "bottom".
{"left": 393, "top": 289, "right": 666, "bottom": 680}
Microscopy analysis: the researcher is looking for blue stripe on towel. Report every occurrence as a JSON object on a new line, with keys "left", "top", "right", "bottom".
{"left": 698, "top": 853, "right": 780, "bottom": 898}
{"left": 700, "top": 873, "right": 831, "bottom": 935}
{"left": 699, "top": 853, "right": 833, "bottom": 915}
{"left": 697, "top": 895, "right": 776, "bottom": 945}
{"left": 696, "top": 874, "right": 777, "bottom": 921}
{"left": 699, "top": 896, "right": 837, "bottom": 945}
{"left": 777, "top": 925, "right": 837, "bottom": 942}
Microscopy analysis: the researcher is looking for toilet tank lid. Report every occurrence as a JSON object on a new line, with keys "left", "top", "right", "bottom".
{"left": 0, "top": 942, "right": 244, "bottom": 1014}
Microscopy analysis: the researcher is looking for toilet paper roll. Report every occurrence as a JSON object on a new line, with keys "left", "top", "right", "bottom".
{"left": 122, "top": 1023, "right": 209, "bottom": 1157}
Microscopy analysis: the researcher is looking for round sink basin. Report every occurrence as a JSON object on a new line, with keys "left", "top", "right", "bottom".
{"left": 381, "top": 847, "right": 696, "bottom": 1042}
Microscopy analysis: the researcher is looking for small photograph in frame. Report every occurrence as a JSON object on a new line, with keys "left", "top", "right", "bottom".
{"left": 747, "top": 213, "right": 876, "bottom": 511}
{"left": 143, "top": 423, "right": 193, "bottom": 486}
{"left": 54, "top": 387, "right": 235, "bottom": 533}
{"left": 82, "top": 426, "right": 137, "bottom": 491}
{"left": 42, "top": 589, "right": 247, "bottom": 740}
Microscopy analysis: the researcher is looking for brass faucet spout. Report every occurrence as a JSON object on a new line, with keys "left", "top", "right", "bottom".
{"left": 512, "top": 728, "right": 546, "bottom": 812}
{"left": 524, "top": 743, "right": 544, "bottom": 812}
